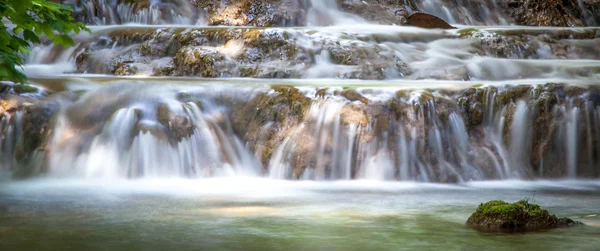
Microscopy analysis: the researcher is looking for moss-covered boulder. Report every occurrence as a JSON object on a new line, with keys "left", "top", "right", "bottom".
{"left": 467, "top": 200, "right": 580, "bottom": 232}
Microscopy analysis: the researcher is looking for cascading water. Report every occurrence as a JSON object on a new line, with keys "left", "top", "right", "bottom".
{"left": 2, "top": 2, "right": 600, "bottom": 250}
{"left": 4, "top": 80, "right": 598, "bottom": 182}
{"left": 306, "top": 0, "right": 365, "bottom": 26}
{"left": 42, "top": 84, "right": 261, "bottom": 179}
{"left": 66, "top": 0, "right": 202, "bottom": 25}
{"left": 2, "top": 0, "right": 600, "bottom": 183}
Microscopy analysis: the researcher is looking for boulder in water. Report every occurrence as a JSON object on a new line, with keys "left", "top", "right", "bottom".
{"left": 406, "top": 13, "right": 455, "bottom": 29}
{"left": 467, "top": 200, "right": 580, "bottom": 232}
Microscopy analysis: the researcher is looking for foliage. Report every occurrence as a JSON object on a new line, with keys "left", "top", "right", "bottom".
{"left": 0, "top": 0, "right": 89, "bottom": 83}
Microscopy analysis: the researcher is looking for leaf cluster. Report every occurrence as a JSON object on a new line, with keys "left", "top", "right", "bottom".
{"left": 0, "top": 0, "right": 89, "bottom": 83}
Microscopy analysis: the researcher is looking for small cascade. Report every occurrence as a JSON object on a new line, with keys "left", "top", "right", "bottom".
{"left": 43, "top": 84, "right": 261, "bottom": 179}
{"left": 508, "top": 101, "right": 531, "bottom": 177}
{"left": 306, "top": 0, "right": 365, "bottom": 26}
{"left": 420, "top": 0, "right": 456, "bottom": 24}
{"left": 417, "top": 0, "right": 509, "bottom": 25}
{"left": 68, "top": 0, "right": 200, "bottom": 25}
{"left": 23, "top": 43, "right": 84, "bottom": 76}
{"left": 310, "top": 101, "right": 346, "bottom": 180}
{"left": 577, "top": 0, "right": 599, "bottom": 26}
{"left": 565, "top": 106, "right": 580, "bottom": 178}
{"left": 0, "top": 112, "right": 20, "bottom": 171}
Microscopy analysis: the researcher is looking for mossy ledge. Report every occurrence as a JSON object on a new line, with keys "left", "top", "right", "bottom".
{"left": 466, "top": 200, "right": 580, "bottom": 232}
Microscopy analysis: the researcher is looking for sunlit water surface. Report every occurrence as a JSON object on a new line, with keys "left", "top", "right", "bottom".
{"left": 0, "top": 178, "right": 599, "bottom": 250}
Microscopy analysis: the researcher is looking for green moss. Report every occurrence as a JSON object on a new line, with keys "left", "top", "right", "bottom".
{"left": 264, "top": 85, "right": 312, "bottom": 121}
{"left": 13, "top": 84, "right": 39, "bottom": 94}
{"left": 107, "top": 28, "right": 157, "bottom": 43}
{"left": 474, "top": 200, "right": 549, "bottom": 218}
{"left": 496, "top": 85, "right": 532, "bottom": 105}
{"left": 153, "top": 65, "right": 175, "bottom": 76}
{"left": 113, "top": 62, "right": 137, "bottom": 76}
{"left": 468, "top": 200, "right": 560, "bottom": 231}
{"left": 239, "top": 66, "right": 258, "bottom": 77}
{"left": 457, "top": 28, "right": 480, "bottom": 38}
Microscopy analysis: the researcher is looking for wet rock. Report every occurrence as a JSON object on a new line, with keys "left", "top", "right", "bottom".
{"left": 192, "top": 0, "right": 307, "bottom": 27}
{"left": 496, "top": 85, "right": 532, "bottom": 106}
{"left": 322, "top": 40, "right": 411, "bottom": 79}
{"left": 340, "top": 0, "right": 407, "bottom": 25}
{"left": 457, "top": 87, "right": 486, "bottom": 127}
{"left": 466, "top": 30, "right": 539, "bottom": 59}
{"left": 407, "top": 13, "right": 456, "bottom": 29}
{"left": 172, "top": 46, "right": 237, "bottom": 77}
{"left": 467, "top": 200, "right": 581, "bottom": 232}
{"left": 340, "top": 104, "right": 369, "bottom": 127}
{"left": 501, "top": 0, "right": 585, "bottom": 27}
{"left": 156, "top": 104, "right": 194, "bottom": 142}
{"left": 113, "top": 62, "right": 138, "bottom": 76}
{"left": 139, "top": 29, "right": 181, "bottom": 58}
{"left": 77, "top": 25, "right": 419, "bottom": 79}
{"left": 231, "top": 86, "right": 312, "bottom": 171}
{"left": 0, "top": 83, "right": 40, "bottom": 95}
{"left": 9, "top": 92, "right": 76, "bottom": 178}
{"left": 341, "top": 89, "right": 369, "bottom": 104}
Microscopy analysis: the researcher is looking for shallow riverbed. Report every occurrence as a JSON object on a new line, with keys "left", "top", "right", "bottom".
{"left": 0, "top": 178, "right": 599, "bottom": 251}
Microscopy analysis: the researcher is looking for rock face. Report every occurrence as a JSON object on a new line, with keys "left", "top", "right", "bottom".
{"left": 501, "top": 0, "right": 586, "bottom": 27}
{"left": 467, "top": 200, "right": 579, "bottom": 232}
{"left": 75, "top": 27, "right": 414, "bottom": 80}
{"left": 407, "top": 0, "right": 599, "bottom": 26}
{"left": 339, "top": 0, "right": 408, "bottom": 25}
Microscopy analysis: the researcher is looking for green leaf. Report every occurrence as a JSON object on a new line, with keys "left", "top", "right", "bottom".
{"left": 23, "top": 30, "right": 40, "bottom": 44}
{"left": 0, "top": 0, "right": 89, "bottom": 83}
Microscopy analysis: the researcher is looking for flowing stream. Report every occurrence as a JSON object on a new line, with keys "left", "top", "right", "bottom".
{"left": 1, "top": 0, "right": 600, "bottom": 250}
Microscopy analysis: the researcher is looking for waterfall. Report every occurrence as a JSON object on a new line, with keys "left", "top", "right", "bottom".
{"left": 306, "top": 0, "right": 365, "bottom": 26}
{"left": 567, "top": 107, "right": 580, "bottom": 178}
{"left": 509, "top": 101, "right": 531, "bottom": 177}
{"left": 69, "top": 0, "right": 200, "bottom": 25}
{"left": 2, "top": 0, "right": 599, "bottom": 183}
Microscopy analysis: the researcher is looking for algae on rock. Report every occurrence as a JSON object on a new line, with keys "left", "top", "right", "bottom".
{"left": 467, "top": 200, "right": 579, "bottom": 232}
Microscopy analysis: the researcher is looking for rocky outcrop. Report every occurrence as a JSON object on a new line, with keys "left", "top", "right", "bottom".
{"left": 502, "top": 0, "right": 586, "bottom": 27}
{"left": 339, "top": 0, "right": 408, "bottom": 25}
{"left": 193, "top": 0, "right": 308, "bottom": 26}
{"left": 408, "top": 0, "right": 599, "bottom": 26}
{"left": 230, "top": 85, "right": 313, "bottom": 175}
{"left": 467, "top": 200, "right": 580, "bottom": 232}
{"left": 75, "top": 27, "right": 414, "bottom": 80}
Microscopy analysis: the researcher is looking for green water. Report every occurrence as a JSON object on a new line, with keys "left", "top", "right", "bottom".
{"left": 0, "top": 179, "right": 599, "bottom": 250}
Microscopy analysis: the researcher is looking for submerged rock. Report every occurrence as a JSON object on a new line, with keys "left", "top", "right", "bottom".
{"left": 0, "top": 83, "right": 40, "bottom": 95}
{"left": 467, "top": 200, "right": 580, "bottom": 232}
